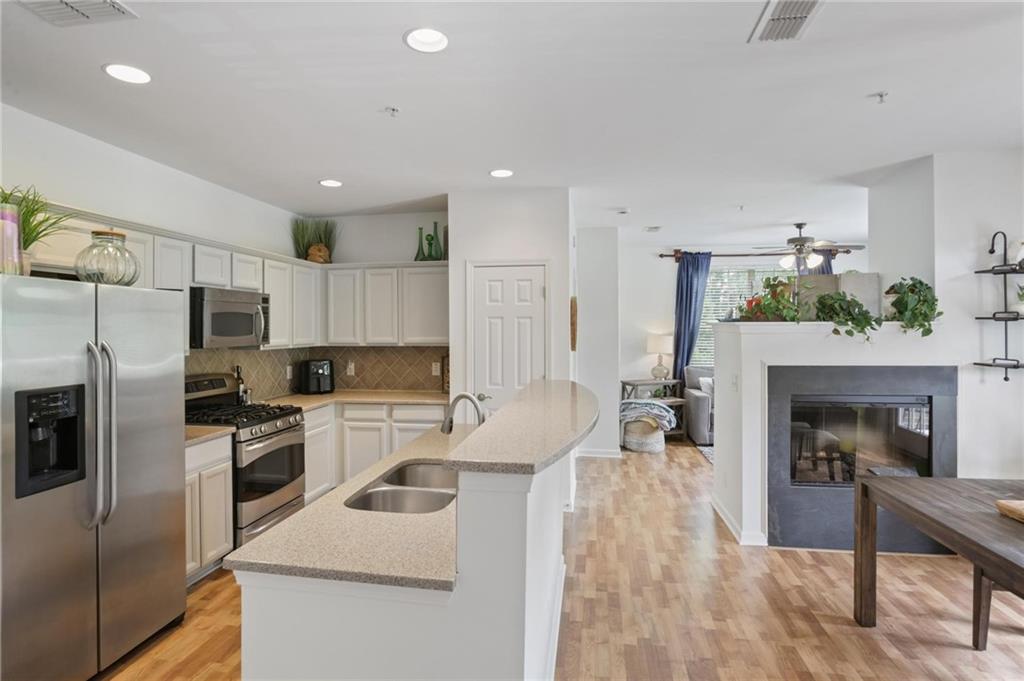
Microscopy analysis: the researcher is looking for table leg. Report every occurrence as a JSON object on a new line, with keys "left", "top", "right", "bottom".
{"left": 854, "top": 481, "right": 877, "bottom": 626}
{"left": 973, "top": 565, "right": 993, "bottom": 651}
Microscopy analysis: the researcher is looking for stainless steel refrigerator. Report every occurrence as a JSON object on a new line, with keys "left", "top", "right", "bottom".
{"left": 0, "top": 275, "right": 185, "bottom": 681}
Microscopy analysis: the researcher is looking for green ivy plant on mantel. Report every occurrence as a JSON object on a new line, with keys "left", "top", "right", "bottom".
{"left": 885, "top": 277, "right": 943, "bottom": 336}
{"left": 815, "top": 291, "right": 882, "bottom": 340}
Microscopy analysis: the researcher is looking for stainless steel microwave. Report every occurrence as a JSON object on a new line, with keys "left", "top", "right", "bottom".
{"left": 189, "top": 287, "right": 269, "bottom": 349}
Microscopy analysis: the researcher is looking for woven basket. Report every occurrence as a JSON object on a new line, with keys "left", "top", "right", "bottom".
{"left": 622, "top": 420, "right": 665, "bottom": 454}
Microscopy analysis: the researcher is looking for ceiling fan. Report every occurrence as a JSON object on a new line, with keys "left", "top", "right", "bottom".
{"left": 754, "top": 222, "right": 866, "bottom": 270}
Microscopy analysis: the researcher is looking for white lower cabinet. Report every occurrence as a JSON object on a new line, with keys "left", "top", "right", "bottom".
{"left": 185, "top": 435, "right": 234, "bottom": 585}
{"left": 303, "top": 406, "right": 335, "bottom": 502}
{"left": 390, "top": 422, "right": 436, "bottom": 453}
{"left": 342, "top": 419, "right": 389, "bottom": 480}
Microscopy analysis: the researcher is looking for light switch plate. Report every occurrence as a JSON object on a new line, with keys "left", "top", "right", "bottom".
{"left": 347, "top": 360, "right": 355, "bottom": 376}
{"left": 286, "top": 365, "right": 293, "bottom": 380}
{"left": 431, "top": 362, "right": 441, "bottom": 376}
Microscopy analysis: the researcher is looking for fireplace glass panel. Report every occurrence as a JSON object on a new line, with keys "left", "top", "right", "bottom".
{"left": 790, "top": 397, "right": 931, "bottom": 486}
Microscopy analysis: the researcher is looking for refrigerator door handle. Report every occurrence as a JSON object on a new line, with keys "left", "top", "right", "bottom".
{"left": 86, "top": 341, "right": 105, "bottom": 530}
{"left": 100, "top": 341, "right": 119, "bottom": 523}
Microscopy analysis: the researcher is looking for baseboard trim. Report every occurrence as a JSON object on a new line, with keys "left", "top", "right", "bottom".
{"left": 577, "top": 448, "right": 622, "bottom": 459}
{"left": 710, "top": 494, "right": 741, "bottom": 543}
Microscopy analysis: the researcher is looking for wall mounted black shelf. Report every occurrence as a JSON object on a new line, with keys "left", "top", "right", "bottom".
{"left": 976, "top": 231, "right": 1022, "bottom": 381}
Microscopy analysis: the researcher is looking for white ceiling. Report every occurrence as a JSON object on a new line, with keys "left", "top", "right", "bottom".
{"left": 2, "top": 1, "right": 1021, "bottom": 249}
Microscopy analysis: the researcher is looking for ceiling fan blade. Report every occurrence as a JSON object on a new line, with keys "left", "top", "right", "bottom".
{"left": 820, "top": 244, "right": 867, "bottom": 251}
{"left": 752, "top": 245, "right": 793, "bottom": 250}
{"left": 811, "top": 239, "right": 836, "bottom": 248}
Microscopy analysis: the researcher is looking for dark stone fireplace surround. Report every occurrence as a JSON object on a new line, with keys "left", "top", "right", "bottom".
{"left": 767, "top": 366, "right": 957, "bottom": 553}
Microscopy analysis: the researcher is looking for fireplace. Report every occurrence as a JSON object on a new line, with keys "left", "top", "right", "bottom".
{"left": 767, "top": 366, "right": 956, "bottom": 552}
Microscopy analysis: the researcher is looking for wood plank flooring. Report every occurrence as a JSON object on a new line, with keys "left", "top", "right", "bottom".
{"left": 101, "top": 441, "right": 1024, "bottom": 680}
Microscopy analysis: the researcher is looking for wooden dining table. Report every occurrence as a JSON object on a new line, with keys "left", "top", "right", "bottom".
{"left": 854, "top": 477, "right": 1024, "bottom": 650}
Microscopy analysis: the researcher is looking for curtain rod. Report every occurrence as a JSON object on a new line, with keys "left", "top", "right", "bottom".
{"left": 657, "top": 248, "right": 853, "bottom": 262}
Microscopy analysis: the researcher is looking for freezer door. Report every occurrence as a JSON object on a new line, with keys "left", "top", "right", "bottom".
{"left": 96, "top": 285, "right": 186, "bottom": 668}
{"left": 0, "top": 276, "right": 100, "bottom": 681}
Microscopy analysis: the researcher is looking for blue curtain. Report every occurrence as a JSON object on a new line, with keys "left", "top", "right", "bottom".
{"left": 672, "top": 251, "right": 712, "bottom": 378}
{"left": 798, "top": 249, "right": 834, "bottom": 276}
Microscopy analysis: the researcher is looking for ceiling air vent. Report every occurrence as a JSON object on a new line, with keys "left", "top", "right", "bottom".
{"left": 747, "top": 0, "right": 821, "bottom": 43}
{"left": 17, "top": 0, "right": 138, "bottom": 27}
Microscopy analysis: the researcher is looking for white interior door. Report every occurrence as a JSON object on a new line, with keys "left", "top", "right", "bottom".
{"left": 472, "top": 265, "right": 546, "bottom": 409}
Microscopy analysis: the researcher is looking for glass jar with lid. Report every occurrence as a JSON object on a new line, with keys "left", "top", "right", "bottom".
{"left": 74, "top": 230, "right": 140, "bottom": 286}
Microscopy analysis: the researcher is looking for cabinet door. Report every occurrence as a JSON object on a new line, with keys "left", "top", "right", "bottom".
{"left": 364, "top": 268, "right": 399, "bottom": 344}
{"left": 198, "top": 461, "right": 233, "bottom": 567}
{"left": 232, "top": 252, "right": 264, "bottom": 291}
{"left": 153, "top": 237, "right": 192, "bottom": 290}
{"left": 327, "top": 269, "right": 363, "bottom": 345}
{"left": 400, "top": 267, "right": 449, "bottom": 345}
{"left": 185, "top": 472, "right": 202, "bottom": 577}
{"left": 263, "top": 260, "right": 293, "bottom": 347}
{"left": 304, "top": 424, "right": 334, "bottom": 502}
{"left": 292, "top": 265, "right": 319, "bottom": 347}
{"left": 342, "top": 421, "right": 389, "bottom": 480}
{"left": 193, "top": 245, "right": 232, "bottom": 288}
{"left": 389, "top": 422, "right": 436, "bottom": 455}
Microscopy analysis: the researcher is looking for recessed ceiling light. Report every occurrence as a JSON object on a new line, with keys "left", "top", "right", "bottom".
{"left": 318, "top": 179, "right": 343, "bottom": 188}
{"left": 102, "top": 63, "right": 151, "bottom": 84}
{"left": 489, "top": 169, "right": 514, "bottom": 179}
{"left": 404, "top": 28, "right": 448, "bottom": 53}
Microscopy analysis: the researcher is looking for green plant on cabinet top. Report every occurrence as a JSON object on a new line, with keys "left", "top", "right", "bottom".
{"left": 885, "top": 277, "right": 942, "bottom": 337}
{"left": 815, "top": 291, "right": 882, "bottom": 340}
{"left": 0, "top": 185, "right": 75, "bottom": 250}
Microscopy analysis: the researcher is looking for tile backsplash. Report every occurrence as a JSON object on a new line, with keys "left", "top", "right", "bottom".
{"left": 185, "top": 346, "right": 448, "bottom": 400}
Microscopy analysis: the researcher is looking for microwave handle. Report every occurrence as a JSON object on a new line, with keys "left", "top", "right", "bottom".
{"left": 255, "top": 304, "right": 266, "bottom": 344}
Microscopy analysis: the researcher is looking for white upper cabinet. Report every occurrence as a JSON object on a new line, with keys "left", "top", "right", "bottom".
{"left": 193, "top": 245, "right": 232, "bottom": 288}
{"left": 364, "top": 268, "right": 400, "bottom": 345}
{"left": 327, "top": 269, "right": 363, "bottom": 345}
{"left": 231, "top": 252, "right": 264, "bottom": 291}
{"left": 263, "top": 259, "right": 292, "bottom": 348}
{"left": 153, "top": 237, "right": 192, "bottom": 290}
{"left": 292, "top": 265, "right": 320, "bottom": 347}
{"left": 400, "top": 267, "right": 449, "bottom": 345}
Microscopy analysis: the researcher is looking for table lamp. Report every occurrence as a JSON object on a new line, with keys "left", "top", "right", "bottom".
{"left": 646, "top": 334, "right": 673, "bottom": 379}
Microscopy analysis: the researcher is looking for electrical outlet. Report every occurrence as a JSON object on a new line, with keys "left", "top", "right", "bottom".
{"left": 347, "top": 360, "right": 355, "bottom": 376}
{"left": 431, "top": 362, "right": 441, "bottom": 376}
{"left": 286, "top": 365, "right": 293, "bottom": 380}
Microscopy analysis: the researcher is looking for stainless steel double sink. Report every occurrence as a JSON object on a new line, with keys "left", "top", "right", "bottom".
{"left": 345, "top": 463, "right": 457, "bottom": 513}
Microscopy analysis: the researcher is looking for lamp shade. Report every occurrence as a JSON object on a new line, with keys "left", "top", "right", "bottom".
{"left": 646, "top": 334, "right": 673, "bottom": 355}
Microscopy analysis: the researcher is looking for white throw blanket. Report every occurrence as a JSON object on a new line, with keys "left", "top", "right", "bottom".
{"left": 619, "top": 399, "right": 677, "bottom": 431}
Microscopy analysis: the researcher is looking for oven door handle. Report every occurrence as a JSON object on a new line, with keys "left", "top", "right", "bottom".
{"left": 237, "top": 426, "right": 305, "bottom": 468}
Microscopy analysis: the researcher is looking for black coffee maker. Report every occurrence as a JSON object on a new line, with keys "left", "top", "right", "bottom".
{"left": 298, "top": 359, "right": 334, "bottom": 394}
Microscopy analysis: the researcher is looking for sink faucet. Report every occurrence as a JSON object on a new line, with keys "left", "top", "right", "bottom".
{"left": 440, "top": 392, "right": 488, "bottom": 434}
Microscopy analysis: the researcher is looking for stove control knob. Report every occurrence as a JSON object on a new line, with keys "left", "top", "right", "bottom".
{"left": 297, "top": 414, "right": 304, "bottom": 423}
{"left": 260, "top": 425, "right": 268, "bottom": 434}
{"left": 250, "top": 428, "right": 258, "bottom": 436}
{"left": 276, "top": 419, "right": 283, "bottom": 428}
{"left": 289, "top": 416, "right": 297, "bottom": 424}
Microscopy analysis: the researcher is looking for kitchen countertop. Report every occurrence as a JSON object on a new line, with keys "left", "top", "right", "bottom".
{"left": 266, "top": 389, "right": 449, "bottom": 411}
{"left": 222, "top": 380, "right": 599, "bottom": 590}
{"left": 185, "top": 424, "right": 235, "bottom": 446}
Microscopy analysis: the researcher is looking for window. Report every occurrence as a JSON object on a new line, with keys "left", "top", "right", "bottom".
{"left": 690, "top": 266, "right": 791, "bottom": 367}
{"left": 897, "top": 406, "right": 930, "bottom": 436}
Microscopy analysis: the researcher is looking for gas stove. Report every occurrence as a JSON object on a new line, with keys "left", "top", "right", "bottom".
{"left": 184, "top": 373, "right": 304, "bottom": 442}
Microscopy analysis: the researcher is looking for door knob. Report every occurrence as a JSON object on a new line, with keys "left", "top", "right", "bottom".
{"left": 476, "top": 393, "right": 493, "bottom": 402}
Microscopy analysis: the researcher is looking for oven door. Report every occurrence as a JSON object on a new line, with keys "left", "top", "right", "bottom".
{"left": 235, "top": 427, "right": 305, "bottom": 528}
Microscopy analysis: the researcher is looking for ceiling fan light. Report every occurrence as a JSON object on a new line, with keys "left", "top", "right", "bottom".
{"left": 779, "top": 254, "right": 797, "bottom": 269}
{"left": 806, "top": 252, "right": 824, "bottom": 269}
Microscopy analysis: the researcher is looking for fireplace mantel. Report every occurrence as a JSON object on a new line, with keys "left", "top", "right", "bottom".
{"left": 711, "top": 321, "right": 960, "bottom": 546}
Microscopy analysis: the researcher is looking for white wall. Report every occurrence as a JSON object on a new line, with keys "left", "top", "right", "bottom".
{"left": 1, "top": 105, "right": 294, "bottom": 254}
{"left": 332, "top": 211, "right": 448, "bottom": 263}
{"left": 447, "top": 188, "right": 573, "bottom": 406}
{"left": 931, "top": 150, "right": 1024, "bottom": 477}
{"left": 868, "top": 156, "right": 936, "bottom": 284}
{"left": 576, "top": 227, "right": 621, "bottom": 457}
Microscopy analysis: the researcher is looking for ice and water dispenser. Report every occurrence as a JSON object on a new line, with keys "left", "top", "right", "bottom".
{"left": 14, "top": 385, "right": 86, "bottom": 498}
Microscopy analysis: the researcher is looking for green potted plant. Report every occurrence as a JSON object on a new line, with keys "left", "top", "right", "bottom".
{"left": 814, "top": 291, "right": 882, "bottom": 340}
{"left": 291, "top": 217, "right": 337, "bottom": 263}
{"left": 0, "top": 185, "right": 75, "bottom": 274}
{"left": 736, "top": 277, "right": 804, "bottom": 322}
{"left": 884, "top": 277, "right": 943, "bottom": 336}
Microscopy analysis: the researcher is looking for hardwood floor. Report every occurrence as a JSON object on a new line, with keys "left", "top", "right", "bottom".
{"left": 101, "top": 441, "right": 1024, "bottom": 680}
{"left": 555, "top": 441, "right": 1024, "bottom": 681}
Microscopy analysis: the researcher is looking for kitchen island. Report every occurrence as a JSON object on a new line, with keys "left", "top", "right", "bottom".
{"left": 223, "top": 379, "right": 598, "bottom": 680}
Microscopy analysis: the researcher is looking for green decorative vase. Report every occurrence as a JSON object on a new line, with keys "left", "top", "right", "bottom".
{"left": 414, "top": 227, "right": 426, "bottom": 261}
{"left": 429, "top": 221, "right": 442, "bottom": 260}
{"left": 425, "top": 233, "right": 436, "bottom": 261}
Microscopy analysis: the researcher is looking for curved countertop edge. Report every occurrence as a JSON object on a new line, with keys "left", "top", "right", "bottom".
{"left": 266, "top": 389, "right": 449, "bottom": 411}
{"left": 185, "top": 424, "right": 236, "bottom": 446}
{"left": 222, "top": 380, "right": 599, "bottom": 588}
